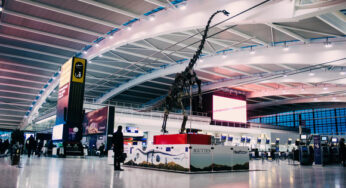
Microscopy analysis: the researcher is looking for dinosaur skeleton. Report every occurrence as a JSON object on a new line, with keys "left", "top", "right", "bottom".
{"left": 161, "top": 10, "right": 229, "bottom": 134}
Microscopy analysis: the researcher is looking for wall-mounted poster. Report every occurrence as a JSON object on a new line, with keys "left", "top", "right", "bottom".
{"left": 83, "top": 107, "right": 109, "bottom": 135}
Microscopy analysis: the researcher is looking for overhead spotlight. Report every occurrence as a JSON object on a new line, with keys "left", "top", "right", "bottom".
{"left": 83, "top": 51, "right": 87, "bottom": 54}
{"left": 283, "top": 74, "right": 288, "bottom": 77}
{"left": 222, "top": 54, "right": 227, "bottom": 58}
{"left": 127, "top": 27, "right": 132, "bottom": 31}
{"left": 249, "top": 47, "right": 255, "bottom": 55}
{"left": 0, "top": 6, "right": 2, "bottom": 12}
{"left": 95, "top": 44, "right": 99, "bottom": 47}
{"left": 109, "top": 35, "right": 113, "bottom": 39}
{"left": 283, "top": 42, "right": 289, "bottom": 51}
{"left": 340, "top": 72, "right": 346, "bottom": 75}
{"left": 324, "top": 38, "right": 332, "bottom": 48}
{"left": 89, "top": 61, "right": 92, "bottom": 64}
{"left": 323, "top": 87, "right": 328, "bottom": 90}
{"left": 301, "top": 88, "right": 305, "bottom": 91}
{"left": 309, "top": 72, "right": 315, "bottom": 76}
{"left": 99, "top": 54, "right": 103, "bottom": 57}
{"left": 324, "top": 42, "right": 332, "bottom": 48}
{"left": 179, "top": 4, "right": 186, "bottom": 10}
{"left": 199, "top": 59, "right": 203, "bottom": 63}
{"left": 149, "top": 16, "right": 155, "bottom": 21}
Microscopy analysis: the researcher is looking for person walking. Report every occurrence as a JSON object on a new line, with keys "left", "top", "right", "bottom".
{"left": 99, "top": 143, "right": 105, "bottom": 158}
{"left": 112, "top": 126, "right": 124, "bottom": 171}
{"left": 36, "top": 139, "right": 44, "bottom": 157}
{"left": 26, "top": 135, "right": 35, "bottom": 158}
{"left": 339, "top": 138, "right": 345, "bottom": 167}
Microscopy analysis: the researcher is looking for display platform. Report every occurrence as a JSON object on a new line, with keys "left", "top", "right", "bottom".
{"left": 118, "top": 134, "right": 249, "bottom": 172}
{"left": 154, "top": 134, "right": 211, "bottom": 145}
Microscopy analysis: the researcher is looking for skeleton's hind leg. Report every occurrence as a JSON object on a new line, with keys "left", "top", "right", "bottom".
{"left": 161, "top": 109, "right": 169, "bottom": 134}
{"left": 179, "top": 98, "right": 188, "bottom": 134}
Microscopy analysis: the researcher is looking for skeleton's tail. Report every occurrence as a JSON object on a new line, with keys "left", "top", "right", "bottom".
{"left": 187, "top": 10, "right": 229, "bottom": 70}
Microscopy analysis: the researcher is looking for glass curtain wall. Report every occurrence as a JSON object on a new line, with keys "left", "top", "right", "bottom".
{"left": 249, "top": 107, "right": 346, "bottom": 135}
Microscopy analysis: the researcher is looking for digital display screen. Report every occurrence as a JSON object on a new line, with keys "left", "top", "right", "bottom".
{"left": 257, "top": 138, "right": 261, "bottom": 143}
{"left": 241, "top": 137, "right": 245, "bottom": 142}
{"left": 246, "top": 138, "right": 251, "bottom": 143}
{"left": 25, "top": 133, "right": 34, "bottom": 140}
{"left": 83, "top": 107, "right": 108, "bottom": 135}
{"left": 221, "top": 136, "right": 227, "bottom": 141}
{"left": 321, "top": 136, "right": 327, "bottom": 141}
{"left": 52, "top": 124, "right": 64, "bottom": 140}
{"left": 332, "top": 138, "right": 338, "bottom": 143}
{"left": 266, "top": 139, "right": 270, "bottom": 144}
{"left": 212, "top": 95, "right": 247, "bottom": 123}
{"left": 301, "top": 135, "right": 307, "bottom": 140}
{"left": 228, "top": 137, "right": 233, "bottom": 141}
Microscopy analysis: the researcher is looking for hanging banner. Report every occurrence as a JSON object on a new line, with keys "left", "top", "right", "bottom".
{"left": 314, "top": 135, "right": 321, "bottom": 165}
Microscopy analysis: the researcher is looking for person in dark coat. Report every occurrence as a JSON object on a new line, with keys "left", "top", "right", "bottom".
{"left": 99, "top": 143, "right": 105, "bottom": 158}
{"left": 36, "top": 140, "right": 44, "bottom": 157}
{"left": 112, "top": 126, "right": 124, "bottom": 171}
{"left": 339, "top": 138, "right": 345, "bottom": 167}
{"left": 26, "top": 136, "right": 36, "bottom": 158}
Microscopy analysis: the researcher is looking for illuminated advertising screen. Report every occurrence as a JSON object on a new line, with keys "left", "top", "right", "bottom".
{"left": 82, "top": 107, "right": 108, "bottom": 135}
{"left": 212, "top": 95, "right": 247, "bottom": 123}
{"left": 55, "top": 58, "right": 72, "bottom": 125}
{"left": 52, "top": 124, "right": 64, "bottom": 140}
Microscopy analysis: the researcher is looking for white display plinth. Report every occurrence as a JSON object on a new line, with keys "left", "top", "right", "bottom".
{"left": 123, "top": 144, "right": 249, "bottom": 172}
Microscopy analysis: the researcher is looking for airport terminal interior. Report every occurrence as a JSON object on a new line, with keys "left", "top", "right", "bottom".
{"left": 0, "top": 0, "right": 345, "bottom": 187}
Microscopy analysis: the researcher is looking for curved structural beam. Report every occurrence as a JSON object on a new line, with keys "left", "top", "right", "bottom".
{"left": 247, "top": 85, "right": 346, "bottom": 98}
{"left": 83, "top": 0, "right": 344, "bottom": 61}
{"left": 248, "top": 96, "right": 346, "bottom": 110}
{"left": 96, "top": 42, "right": 346, "bottom": 103}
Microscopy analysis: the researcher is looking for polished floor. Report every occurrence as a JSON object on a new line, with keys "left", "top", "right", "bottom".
{"left": 0, "top": 156, "right": 345, "bottom": 188}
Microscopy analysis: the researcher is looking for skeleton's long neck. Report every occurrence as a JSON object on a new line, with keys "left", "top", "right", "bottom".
{"left": 186, "top": 11, "right": 224, "bottom": 71}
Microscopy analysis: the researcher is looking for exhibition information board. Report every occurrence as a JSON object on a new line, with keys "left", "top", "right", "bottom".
{"left": 121, "top": 144, "right": 249, "bottom": 172}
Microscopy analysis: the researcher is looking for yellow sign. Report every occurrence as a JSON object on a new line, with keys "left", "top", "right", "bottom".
{"left": 72, "top": 57, "right": 86, "bottom": 83}
{"left": 59, "top": 58, "right": 72, "bottom": 87}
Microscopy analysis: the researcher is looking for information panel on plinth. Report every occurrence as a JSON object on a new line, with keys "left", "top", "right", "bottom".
{"left": 121, "top": 134, "right": 249, "bottom": 173}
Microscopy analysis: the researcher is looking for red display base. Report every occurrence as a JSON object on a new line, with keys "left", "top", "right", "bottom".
{"left": 153, "top": 134, "right": 211, "bottom": 145}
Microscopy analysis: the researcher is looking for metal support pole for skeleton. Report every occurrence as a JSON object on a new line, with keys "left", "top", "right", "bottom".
{"left": 189, "top": 86, "right": 192, "bottom": 133}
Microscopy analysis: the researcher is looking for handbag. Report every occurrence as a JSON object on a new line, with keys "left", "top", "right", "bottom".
{"left": 120, "top": 153, "right": 127, "bottom": 162}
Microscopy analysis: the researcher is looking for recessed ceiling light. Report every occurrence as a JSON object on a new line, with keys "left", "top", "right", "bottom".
{"left": 127, "top": 27, "right": 132, "bottom": 31}
{"left": 83, "top": 51, "right": 87, "bottom": 54}
{"left": 340, "top": 72, "right": 346, "bottom": 75}
{"left": 149, "top": 16, "right": 155, "bottom": 21}
{"left": 109, "top": 35, "right": 113, "bottom": 39}
{"left": 222, "top": 54, "right": 227, "bottom": 58}
{"left": 323, "top": 87, "right": 328, "bottom": 90}
{"left": 309, "top": 72, "right": 315, "bottom": 76}
{"left": 199, "top": 59, "right": 203, "bottom": 63}
{"left": 179, "top": 5, "right": 186, "bottom": 10}
{"left": 250, "top": 50, "right": 255, "bottom": 55}
{"left": 283, "top": 46, "right": 289, "bottom": 51}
